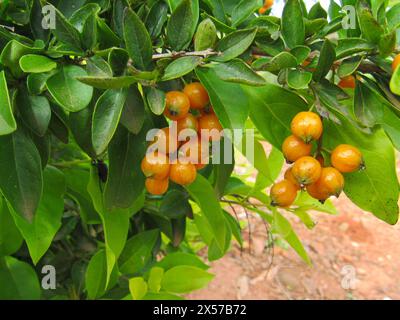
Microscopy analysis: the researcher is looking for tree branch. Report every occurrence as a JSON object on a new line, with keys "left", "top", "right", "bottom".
{"left": 151, "top": 48, "right": 220, "bottom": 60}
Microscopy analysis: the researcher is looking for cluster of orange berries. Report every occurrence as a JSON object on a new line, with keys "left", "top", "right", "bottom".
{"left": 141, "top": 82, "right": 223, "bottom": 195}
{"left": 270, "top": 111, "right": 364, "bottom": 207}
{"left": 258, "top": 0, "right": 274, "bottom": 15}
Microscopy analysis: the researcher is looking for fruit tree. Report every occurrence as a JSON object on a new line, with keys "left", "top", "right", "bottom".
{"left": 0, "top": 0, "right": 399, "bottom": 300}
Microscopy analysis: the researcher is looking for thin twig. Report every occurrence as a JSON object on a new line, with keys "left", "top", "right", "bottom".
{"left": 151, "top": 48, "right": 220, "bottom": 60}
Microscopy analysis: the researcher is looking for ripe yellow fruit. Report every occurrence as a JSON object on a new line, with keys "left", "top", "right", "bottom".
{"left": 290, "top": 111, "right": 323, "bottom": 143}
{"left": 170, "top": 162, "right": 197, "bottom": 186}
{"left": 282, "top": 135, "right": 312, "bottom": 163}
{"left": 141, "top": 152, "right": 170, "bottom": 180}
{"left": 331, "top": 144, "right": 364, "bottom": 173}
{"left": 392, "top": 54, "right": 400, "bottom": 72}
{"left": 145, "top": 177, "right": 169, "bottom": 195}
{"left": 270, "top": 179, "right": 298, "bottom": 207}
{"left": 292, "top": 156, "right": 322, "bottom": 185}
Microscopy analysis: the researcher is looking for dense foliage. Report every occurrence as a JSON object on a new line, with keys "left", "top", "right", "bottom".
{"left": 0, "top": 0, "right": 399, "bottom": 300}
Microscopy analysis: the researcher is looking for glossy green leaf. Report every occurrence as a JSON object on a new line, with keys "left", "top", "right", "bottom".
{"left": 0, "top": 129, "right": 42, "bottom": 222}
{"left": 196, "top": 67, "right": 249, "bottom": 130}
{"left": 231, "top": 0, "right": 260, "bottom": 27}
{"left": 146, "top": 87, "right": 166, "bottom": 115}
{"left": 211, "top": 60, "right": 266, "bottom": 86}
{"left": 0, "top": 256, "right": 41, "bottom": 300}
{"left": 313, "top": 39, "right": 335, "bottom": 81}
{"left": 337, "top": 56, "right": 362, "bottom": 78}
{"left": 161, "top": 266, "right": 214, "bottom": 293}
{"left": 356, "top": 0, "right": 383, "bottom": 44}
{"left": 390, "top": 64, "right": 400, "bottom": 95}
{"left": 281, "top": 0, "right": 305, "bottom": 48}
{"left": 212, "top": 28, "right": 257, "bottom": 62}
{"left": 155, "top": 252, "right": 209, "bottom": 271}
{"left": 287, "top": 69, "right": 312, "bottom": 89}
{"left": 145, "top": 1, "right": 169, "bottom": 39}
{"left": 147, "top": 267, "right": 164, "bottom": 293}
{"left": 258, "top": 52, "right": 298, "bottom": 72}
{"left": 194, "top": 18, "right": 217, "bottom": 51}
{"left": 77, "top": 76, "right": 137, "bottom": 89}
{"left": 19, "top": 54, "right": 57, "bottom": 73}
{"left": 335, "top": 38, "right": 375, "bottom": 59}
{"left": 123, "top": 8, "right": 153, "bottom": 70}
{"left": 0, "top": 71, "right": 17, "bottom": 135}
{"left": 120, "top": 86, "right": 146, "bottom": 134}
{"left": 0, "top": 197, "right": 23, "bottom": 257}
{"left": 9, "top": 167, "right": 65, "bottom": 265}
{"left": 129, "top": 277, "right": 148, "bottom": 300}
{"left": 46, "top": 65, "right": 93, "bottom": 112}
{"left": 160, "top": 190, "right": 192, "bottom": 219}
{"left": 92, "top": 88, "right": 128, "bottom": 155}
{"left": 162, "top": 56, "right": 202, "bottom": 81}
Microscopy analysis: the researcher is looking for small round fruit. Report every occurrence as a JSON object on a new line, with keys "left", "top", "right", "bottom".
{"left": 318, "top": 167, "right": 345, "bottom": 197}
{"left": 290, "top": 111, "right": 323, "bottom": 143}
{"left": 177, "top": 113, "right": 199, "bottom": 139}
{"left": 331, "top": 144, "right": 364, "bottom": 173}
{"left": 338, "top": 75, "right": 356, "bottom": 89}
{"left": 282, "top": 135, "right": 312, "bottom": 163}
{"left": 164, "top": 91, "right": 190, "bottom": 120}
{"left": 392, "top": 54, "right": 400, "bottom": 72}
{"left": 270, "top": 179, "right": 298, "bottom": 207}
{"left": 292, "top": 156, "right": 322, "bottom": 185}
{"left": 149, "top": 127, "right": 179, "bottom": 154}
{"left": 141, "top": 152, "right": 170, "bottom": 180}
{"left": 195, "top": 163, "right": 207, "bottom": 170}
{"left": 183, "top": 82, "right": 210, "bottom": 110}
{"left": 170, "top": 162, "right": 197, "bottom": 185}
{"left": 198, "top": 114, "right": 223, "bottom": 141}
{"left": 145, "top": 177, "right": 169, "bottom": 195}
{"left": 284, "top": 167, "right": 301, "bottom": 190}
{"left": 306, "top": 182, "right": 329, "bottom": 202}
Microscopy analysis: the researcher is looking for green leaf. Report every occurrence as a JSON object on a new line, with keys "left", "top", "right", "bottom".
{"left": 142, "top": 292, "right": 184, "bottom": 300}
{"left": 87, "top": 56, "right": 113, "bottom": 77}
{"left": 120, "top": 86, "right": 146, "bottom": 134}
{"left": 185, "top": 175, "right": 227, "bottom": 255}
{"left": 378, "top": 31, "right": 397, "bottom": 58}
{"left": 108, "top": 48, "right": 129, "bottom": 77}
{"left": 287, "top": 69, "right": 312, "bottom": 89}
{"left": 335, "top": 38, "right": 375, "bottom": 59}
{"left": 0, "top": 256, "right": 41, "bottom": 299}
{"left": 87, "top": 167, "right": 130, "bottom": 286}
{"left": 155, "top": 252, "right": 209, "bottom": 271}
{"left": 0, "top": 129, "right": 42, "bottom": 222}
{"left": 211, "top": 60, "right": 266, "bottom": 86}
{"left": 354, "top": 81, "right": 383, "bottom": 128}
{"left": 123, "top": 8, "right": 153, "bottom": 71}
{"left": 196, "top": 67, "right": 249, "bottom": 130}
{"left": 46, "top": 65, "right": 93, "bottom": 112}
{"left": 30, "top": 0, "right": 50, "bottom": 42}
{"left": 0, "top": 197, "right": 23, "bottom": 257}
{"left": 294, "top": 191, "right": 338, "bottom": 215}
{"left": 281, "top": 0, "right": 305, "bottom": 48}
{"left": 160, "top": 190, "right": 192, "bottom": 219}
{"left": 162, "top": 56, "right": 202, "bottom": 81}
{"left": 77, "top": 76, "right": 137, "bottom": 89}
{"left": 167, "top": 0, "right": 199, "bottom": 51}
{"left": 308, "top": 2, "right": 327, "bottom": 19}
{"left": 119, "top": 229, "right": 160, "bottom": 274}
{"left": 212, "top": 28, "right": 257, "bottom": 62}
{"left": 104, "top": 126, "right": 146, "bottom": 210}
{"left": 92, "top": 88, "right": 128, "bottom": 155}
{"left": 0, "top": 71, "right": 16, "bottom": 135}
{"left": 50, "top": 5, "right": 83, "bottom": 52}
{"left": 194, "top": 18, "right": 217, "bottom": 51}
{"left": 337, "top": 56, "right": 362, "bottom": 78}
{"left": 82, "top": 13, "right": 98, "bottom": 51}
{"left": 161, "top": 266, "right": 214, "bottom": 293}
{"left": 325, "top": 116, "right": 399, "bottom": 225}
{"left": 145, "top": 1, "right": 169, "bottom": 39}
{"left": 356, "top": 0, "right": 383, "bottom": 44}
{"left": 390, "top": 64, "right": 400, "bottom": 95}
{"left": 69, "top": 3, "right": 101, "bottom": 32}
{"left": 313, "top": 39, "right": 335, "bottom": 81}
{"left": 273, "top": 209, "right": 311, "bottom": 264}
{"left": 387, "top": 3, "right": 400, "bottom": 30}
{"left": 231, "top": 0, "right": 260, "bottom": 27}
{"left": 112, "top": 0, "right": 129, "bottom": 38}
{"left": 290, "top": 46, "right": 311, "bottom": 64}
{"left": 129, "top": 277, "right": 148, "bottom": 300}
{"left": 16, "top": 87, "right": 51, "bottom": 137}
{"left": 146, "top": 87, "right": 166, "bottom": 115}
{"left": 8, "top": 167, "right": 66, "bottom": 265}
{"left": 147, "top": 267, "right": 164, "bottom": 293}
{"left": 243, "top": 80, "right": 307, "bottom": 149}
{"left": 27, "top": 72, "right": 54, "bottom": 95}
{"left": 257, "top": 52, "right": 298, "bottom": 72}
{"left": 85, "top": 249, "right": 118, "bottom": 299}
{"left": 19, "top": 55, "right": 57, "bottom": 73}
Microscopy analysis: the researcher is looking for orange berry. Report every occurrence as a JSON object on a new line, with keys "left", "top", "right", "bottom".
{"left": 270, "top": 179, "right": 298, "bottom": 207}
{"left": 183, "top": 82, "right": 210, "bottom": 110}
{"left": 141, "top": 152, "right": 170, "bottom": 180}
{"left": 177, "top": 113, "right": 199, "bottom": 139}
{"left": 292, "top": 156, "right": 322, "bottom": 185}
{"left": 284, "top": 167, "right": 301, "bottom": 190}
{"left": 318, "top": 167, "right": 345, "bottom": 197}
{"left": 198, "top": 114, "right": 223, "bottom": 141}
{"left": 148, "top": 127, "right": 179, "bottom": 154}
{"left": 258, "top": 7, "right": 267, "bottom": 14}
{"left": 282, "top": 135, "right": 313, "bottom": 163}
{"left": 170, "top": 162, "right": 197, "bottom": 186}
{"left": 264, "top": 0, "right": 274, "bottom": 9}
{"left": 290, "top": 111, "right": 323, "bottom": 143}
{"left": 164, "top": 91, "right": 190, "bottom": 120}
{"left": 392, "top": 54, "right": 400, "bottom": 72}
{"left": 331, "top": 144, "right": 364, "bottom": 173}
{"left": 306, "top": 182, "right": 329, "bottom": 202}
{"left": 338, "top": 75, "right": 356, "bottom": 89}
{"left": 145, "top": 177, "right": 169, "bottom": 195}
